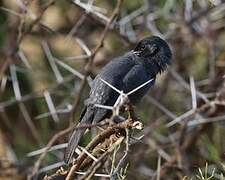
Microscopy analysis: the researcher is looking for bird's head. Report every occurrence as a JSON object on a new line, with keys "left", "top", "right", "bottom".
{"left": 133, "top": 36, "right": 172, "bottom": 73}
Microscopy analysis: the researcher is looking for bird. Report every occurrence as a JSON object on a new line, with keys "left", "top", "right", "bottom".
{"left": 64, "top": 36, "right": 172, "bottom": 164}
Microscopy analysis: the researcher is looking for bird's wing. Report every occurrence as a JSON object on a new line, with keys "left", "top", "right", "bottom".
{"left": 122, "top": 64, "right": 155, "bottom": 104}
{"left": 84, "top": 54, "right": 136, "bottom": 123}
{"left": 87, "top": 53, "right": 136, "bottom": 106}
{"left": 79, "top": 106, "right": 87, "bottom": 121}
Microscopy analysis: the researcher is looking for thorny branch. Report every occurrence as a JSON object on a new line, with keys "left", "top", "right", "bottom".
{"left": 0, "top": 0, "right": 56, "bottom": 81}
{"left": 66, "top": 118, "right": 136, "bottom": 180}
{"left": 29, "top": 120, "right": 110, "bottom": 179}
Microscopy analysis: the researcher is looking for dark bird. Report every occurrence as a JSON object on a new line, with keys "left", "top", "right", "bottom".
{"left": 64, "top": 36, "right": 172, "bottom": 164}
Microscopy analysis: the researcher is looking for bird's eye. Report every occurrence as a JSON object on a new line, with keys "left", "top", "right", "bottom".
{"left": 149, "top": 44, "right": 158, "bottom": 55}
{"left": 140, "top": 44, "right": 146, "bottom": 51}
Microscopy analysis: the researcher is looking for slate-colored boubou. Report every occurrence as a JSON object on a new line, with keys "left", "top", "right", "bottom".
{"left": 64, "top": 36, "right": 172, "bottom": 164}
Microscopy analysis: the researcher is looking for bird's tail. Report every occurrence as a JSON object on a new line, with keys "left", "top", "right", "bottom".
{"left": 64, "top": 110, "right": 93, "bottom": 164}
{"left": 64, "top": 124, "right": 86, "bottom": 164}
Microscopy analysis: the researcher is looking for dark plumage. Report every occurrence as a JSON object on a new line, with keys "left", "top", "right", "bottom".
{"left": 64, "top": 36, "right": 172, "bottom": 164}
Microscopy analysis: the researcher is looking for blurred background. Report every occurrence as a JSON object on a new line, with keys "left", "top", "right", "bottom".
{"left": 0, "top": 0, "right": 225, "bottom": 179}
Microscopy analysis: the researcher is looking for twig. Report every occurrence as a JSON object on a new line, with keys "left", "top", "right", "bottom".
{"left": 78, "top": 137, "right": 124, "bottom": 180}
{"left": 66, "top": 118, "right": 136, "bottom": 180}
{"left": 156, "top": 155, "right": 161, "bottom": 180}
{"left": 169, "top": 69, "right": 209, "bottom": 103}
{"left": 111, "top": 129, "right": 130, "bottom": 178}
{"left": 43, "top": 90, "right": 60, "bottom": 123}
{"left": 29, "top": 121, "right": 109, "bottom": 178}
{"left": 71, "top": 0, "right": 134, "bottom": 45}
{"left": 42, "top": 41, "right": 64, "bottom": 83}
{"left": 17, "top": 0, "right": 56, "bottom": 44}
